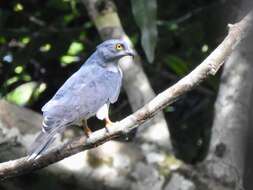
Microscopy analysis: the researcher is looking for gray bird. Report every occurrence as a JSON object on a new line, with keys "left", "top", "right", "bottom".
{"left": 28, "top": 39, "right": 135, "bottom": 160}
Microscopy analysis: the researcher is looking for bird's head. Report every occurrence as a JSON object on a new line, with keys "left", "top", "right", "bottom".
{"left": 96, "top": 39, "right": 135, "bottom": 63}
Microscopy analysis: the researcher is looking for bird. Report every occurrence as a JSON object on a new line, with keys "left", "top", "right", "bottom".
{"left": 27, "top": 39, "right": 135, "bottom": 160}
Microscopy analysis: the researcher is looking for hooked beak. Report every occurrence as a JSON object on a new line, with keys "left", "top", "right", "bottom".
{"left": 126, "top": 49, "right": 136, "bottom": 57}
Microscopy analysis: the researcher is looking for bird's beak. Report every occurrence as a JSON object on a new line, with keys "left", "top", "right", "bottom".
{"left": 126, "top": 49, "right": 136, "bottom": 57}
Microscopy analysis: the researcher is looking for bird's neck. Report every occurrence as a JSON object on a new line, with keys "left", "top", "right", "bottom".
{"left": 106, "top": 62, "right": 121, "bottom": 73}
{"left": 82, "top": 51, "right": 121, "bottom": 73}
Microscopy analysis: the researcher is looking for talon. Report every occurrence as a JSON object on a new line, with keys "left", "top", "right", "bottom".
{"left": 84, "top": 126, "right": 92, "bottom": 138}
{"left": 105, "top": 117, "right": 116, "bottom": 133}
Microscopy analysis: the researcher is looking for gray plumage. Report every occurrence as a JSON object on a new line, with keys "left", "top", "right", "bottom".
{"left": 28, "top": 39, "right": 134, "bottom": 160}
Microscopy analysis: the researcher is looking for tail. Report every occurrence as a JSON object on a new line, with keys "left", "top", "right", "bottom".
{"left": 27, "top": 128, "right": 59, "bottom": 161}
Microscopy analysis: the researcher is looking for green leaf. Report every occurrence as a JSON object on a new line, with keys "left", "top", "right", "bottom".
{"left": 13, "top": 3, "right": 24, "bottom": 12}
{"left": 33, "top": 83, "right": 47, "bottom": 99}
{"left": 60, "top": 55, "right": 79, "bottom": 66}
{"left": 21, "top": 37, "right": 30, "bottom": 45}
{"left": 6, "top": 77, "right": 19, "bottom": 86}
{"left": 14, "top": 66, "right": 24, "bottom": 74}
{"left": 40, "top": 43, "right": 52, "bottom": 52}
{"left": 68, "top": 41, "right": 84, "bottom": 55}
{"left": 5, "top": 82, "right": 37, "bottom": 106}
{"left": 131, "top": 0, "right": 158, "bottom": 63}
{"left": 165, "top": 55, "right": 188, "bottom": 76}
{"left": 0, "top": 36, "right": 6, "bottom": 44}
{"left": 64, "top": 14, "right": 75, "bottom": 23}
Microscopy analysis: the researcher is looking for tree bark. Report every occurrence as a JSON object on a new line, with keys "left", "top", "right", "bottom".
{"left": 199, "top": 15, "right": 253, "bottom": 190}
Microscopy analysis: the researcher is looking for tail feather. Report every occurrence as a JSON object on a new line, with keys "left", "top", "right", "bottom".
{"left": 27, "top": 128, "right": 59, "bottom": 161}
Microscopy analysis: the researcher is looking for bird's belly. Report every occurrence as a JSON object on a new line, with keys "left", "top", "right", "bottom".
{"left": 76, "top": 95, "right": 108, "bottom": 120}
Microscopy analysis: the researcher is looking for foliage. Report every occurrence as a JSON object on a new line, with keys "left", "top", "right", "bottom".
{"left": 0, "top": 0, "right": 95, "bottom": 108}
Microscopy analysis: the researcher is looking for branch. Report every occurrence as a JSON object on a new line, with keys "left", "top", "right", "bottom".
{"left": 201, "top": 12, "right": 253, "bottom": 187}
{"left": 0, "top": 11, "right": 251, "bottom": 180}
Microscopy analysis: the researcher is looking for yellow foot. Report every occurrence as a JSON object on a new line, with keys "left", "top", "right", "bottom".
{"left": 105, "top": 118, "right": 118, "bottom": 133}
{"left": 82, "top": 120, "right": 92, "bottom": 138}
{"left": 84, "top": 126, "right": 92, "bottom": 138}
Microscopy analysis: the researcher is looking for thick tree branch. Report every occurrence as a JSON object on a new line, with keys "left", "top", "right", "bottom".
{"left": 201, "top": 10, "right": 253, "bottom": 189}
{"left": 0, "top": 11, "right": 251, "bottom": 180}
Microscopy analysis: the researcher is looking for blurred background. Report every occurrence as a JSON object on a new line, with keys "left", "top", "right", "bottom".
{"left": 0, "top": 0, "right": 252, "bottom": 190}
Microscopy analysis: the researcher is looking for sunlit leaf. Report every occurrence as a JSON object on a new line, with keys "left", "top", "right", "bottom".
{"left": 69, "top": 0, "right": 78, "bottom": 15}
{"left": 40, "top": 43, "right": 52, "bottom": 52}
{"left": 61, "top": 55, "right": 80, "bottom": 66}
{"left": 5, "top": 74, "right": 31, "bottom": 88}
{"left": 33, "top": 83, "right": 47, "bottom": 99}
{"left": 64, "top": 14, "right": 75, "bottom": 23}
{"left": 165, "top": 55, "right": 188, "bottom": 76}
{"left": 68, "top": 41, "right": 84, "bottom": 55}
{"left": 14, "top": 66, "right": 24, "bottom": 74}
{"left": 21, "top": 37, "right": 30, "bottom": 45}
{"left": 13, "top": 3, "right": 23, "bottom": 12}
{"left": 6, "top": 82, "right": 37, "bottom": 106}
{"left": 169, "top": 23, "right": 178, "bottom": 31}
{"left": 6, "top": 77, "right": 19, "bottom": 86}
{"left": 131, "top": 0, "right": 158, "bottom": 63}
{"left": 22, "top": 74, "right": 31, "bottom": 81}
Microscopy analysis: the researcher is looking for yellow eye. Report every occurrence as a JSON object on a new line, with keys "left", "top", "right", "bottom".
{"left": 115, "top": 43, "right": 124, "bottom": 51}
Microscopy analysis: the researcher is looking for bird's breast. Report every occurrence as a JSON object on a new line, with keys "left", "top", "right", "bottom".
{"left": 106, "top": 63, "right": 120, "bottom": 73}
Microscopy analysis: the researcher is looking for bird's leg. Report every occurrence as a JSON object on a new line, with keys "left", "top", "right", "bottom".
{"left": 105, "top": 117, "right": 113, "bottom": 126}
{"left": 82, "top": 119, "right": 92, "bottom": 138}
{"left": 104, "top": 116, "right": 116, "bottom": 133}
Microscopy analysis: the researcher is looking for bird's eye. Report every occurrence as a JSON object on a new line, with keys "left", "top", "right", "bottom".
{"left": 115, "top": 43, "right": 124, "bottom": 51}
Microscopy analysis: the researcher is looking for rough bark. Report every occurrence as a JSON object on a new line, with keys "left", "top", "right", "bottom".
{"left": 82, "top": 0, "right": 170, "bottom": 148}
{"left": 243, "top": 88, "right": 253, "bottom": 189}
{"left": 199, "top": 15, "right": 253, "bottom": 190}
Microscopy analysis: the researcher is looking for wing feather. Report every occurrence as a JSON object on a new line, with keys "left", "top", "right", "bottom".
{"left": 107, "top": 69, "right": 122, "bottom": 103}
{"left": 42, "top": 64, "right": 122, "bottom": 128}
